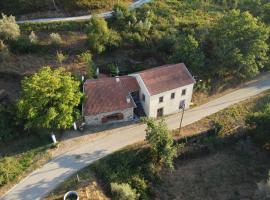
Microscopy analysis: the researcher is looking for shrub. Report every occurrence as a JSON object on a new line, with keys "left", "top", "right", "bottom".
{"left": 111, "top": 182, "right": 139, "bottom": 200}
{"left": 0, "top": 40, "right": 9, "bottom": 60}
{"left": 56, "top": 51, "right": 67, "bottom": 67}
{"left": 29, "top": 31, "right": 38, "bottom": 44}
{"left": 0, "top": 13, "right": 20, "bottom": 41}
{"left": 8, "top": 36, "right": 38, "bottom": 54}
{"left": 49, "top": 32, "right": 62, "bottom": 47}
{"left": 0, "top": 157, "right": 22, "bottom": 186}
{"left": 130, "top": 176, "right": 148, "bottom": 200}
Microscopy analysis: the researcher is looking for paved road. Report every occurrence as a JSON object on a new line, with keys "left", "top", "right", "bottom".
{"left": 17, "top": 0, "right": 152, "bottom": 24}
{"left": 2, "top": 74, "right": 270, "bottom": 200}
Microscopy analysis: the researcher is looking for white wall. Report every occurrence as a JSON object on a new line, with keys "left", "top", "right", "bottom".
{"left": 148, "top": 83, "right": 194, "bottom": 118}
{"left": 129, "top": 74, "right": 151, "bottom": 116}
{"left": 85, "top": 108, "right": 134, "bottom": 126}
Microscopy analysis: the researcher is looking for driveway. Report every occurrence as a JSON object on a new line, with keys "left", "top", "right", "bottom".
{"left": 17, "top": 0, "right": 152, "bottom": 24}
{"left": 2, "top": 73, "right": 270, "bottom": 200}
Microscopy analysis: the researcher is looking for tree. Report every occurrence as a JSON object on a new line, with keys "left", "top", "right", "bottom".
{"left": 87, "top": 17, "right": 121, "bottom": 54}
{"left": 17, "top": 66, "right": 83, "bottom": 130}
{"left": 170, "top": 34, "right": 205, "bottom": 74}
{"left": 143, "top": 118, "right": 177, "bottom": 169}
{"left": 209, "top": 10, "right": 269, "bottom": 79}
{"left": 0, "top": 14, "right": 20, "bottom": 41}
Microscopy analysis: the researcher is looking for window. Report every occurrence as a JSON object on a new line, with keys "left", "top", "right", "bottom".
{"left": 182, "top": 89, "right": 186, "bottom": 96}
{"left": 171, "top": 93, "right": 175, "bottom": 99}
{"left": 159, "top": 96, "right": 163, "bottom": 103}
{"left": 142, "top": 94, "right": 145, "bottom": 102}
{"left": 157, "top": 108, "right": 164, "bottom": 118}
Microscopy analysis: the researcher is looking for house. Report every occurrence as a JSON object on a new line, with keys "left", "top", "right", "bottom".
{"left": 83, "top": 63, "right": 195, "bottom": 125}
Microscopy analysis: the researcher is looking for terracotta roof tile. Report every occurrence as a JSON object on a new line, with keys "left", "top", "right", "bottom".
{"left": 83, "top": 76, "right": 139, "bottom": 116}
{"left": 139, "top": 63, "right": 195, "bottom": 96}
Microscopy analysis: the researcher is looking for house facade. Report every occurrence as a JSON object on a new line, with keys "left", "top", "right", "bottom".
{"left": 83, "top": 63, "right": 195, "bottom": 126}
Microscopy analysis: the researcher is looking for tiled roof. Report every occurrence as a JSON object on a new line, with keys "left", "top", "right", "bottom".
{"left": 138, "top": 63, "right": 195, "bottom": 96}
{"left": 83, "top": 76, "right": 139, "bottom": 116}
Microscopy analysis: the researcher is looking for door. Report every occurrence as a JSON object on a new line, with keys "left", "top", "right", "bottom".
{"left": 179, "top": 100, "right": 185, "bottom": 109}
{"left": 157, "top": 108, "right": 164, "bottom": 118}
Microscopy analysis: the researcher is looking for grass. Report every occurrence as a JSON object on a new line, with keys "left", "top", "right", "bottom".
{"left": 0, "top": 131, "right": 52, "bottom": 195}
{"left": 45, "top": 90, "right": 270, "bottom": 200}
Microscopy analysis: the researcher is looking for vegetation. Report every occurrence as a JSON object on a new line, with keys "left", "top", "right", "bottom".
{"left": 0, "top": 0, "right": 131, "bottom": 16}
{"left": 111, "top": 182, "right": 139, "bottom": 200}
{"left": 208, "top": 10, "right": 269, "bottom": 79}
{"left": 143, "top": 118, "right": 177, "bottom": 169}
{"left": 0, "top": 14, "right": 20, "bottom": 41}
{"left": 87, "top": 17, "right": 121, "bottom": 53}
{"left": 17, "top": 67, "right": 83, "bottom": 130}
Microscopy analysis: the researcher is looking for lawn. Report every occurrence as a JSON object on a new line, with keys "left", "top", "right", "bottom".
{"left": 44, "top": 91, "right": 270, "bottom": 200}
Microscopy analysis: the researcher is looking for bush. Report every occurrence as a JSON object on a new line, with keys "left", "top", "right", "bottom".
{"left": 0, "top": 157, "right": 22, "bottom": 186}
{"left": 111, "top": 182, "right": 139, "bottom": 200}
{"left": 8, "top": 36, "right": 38, "bottom": 54}
{"left": 49, "top": 32, "right": 62, "bottom": 47}
{"left": 29, "top": 31, "right": 38, "bottom": 44}
{"left": 0, "top": 40, "right": 9, "bottom": 60}
{"left": 0, "top": 13, "right": 20, "bottom": 41}
{"left": 0, "top": 103, "right": 17, "bottom": 142}
{"left": 130, "top": 176, "right": 148, "bottom": 200}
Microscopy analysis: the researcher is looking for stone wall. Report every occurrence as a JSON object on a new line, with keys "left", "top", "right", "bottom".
{"left": 85, "top": 108, "right": 134, "bottom": 126}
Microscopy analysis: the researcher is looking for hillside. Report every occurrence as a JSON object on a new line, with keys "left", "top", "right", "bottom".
{"left": 0, "top": 0, "right": 132, "bottom": 19}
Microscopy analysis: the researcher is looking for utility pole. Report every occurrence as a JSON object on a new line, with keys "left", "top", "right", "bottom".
{"left": 178, "top": 102, "right": 186, "bottom": 136}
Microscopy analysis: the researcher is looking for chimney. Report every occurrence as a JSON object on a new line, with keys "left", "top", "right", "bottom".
{"left": 115, "top": 76, "right": 120, "bottom": 82}
{"left": 126, "top": 95, "right": 131, "bottom": 103}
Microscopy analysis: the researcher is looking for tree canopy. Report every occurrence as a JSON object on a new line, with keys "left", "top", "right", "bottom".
{"left": 87, "top": 17, "right": 121, "bottom": 53}
{"left": 17, "top": 66, "right": 83, "bottom": 130}
{"left": 209, "top": 10, "right": 269, "bottom": 79}
{"left": 143, "top": 118, "right": 177, "bottom": 169}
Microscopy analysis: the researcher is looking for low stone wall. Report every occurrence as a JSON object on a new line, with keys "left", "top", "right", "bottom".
{"left": 85, "top": 108, "right": 134, "bottom": 126}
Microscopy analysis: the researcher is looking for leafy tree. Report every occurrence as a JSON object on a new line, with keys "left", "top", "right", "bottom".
{"left": 107, "top": 63, "right": 119, "bottom": 77}
{"left": 0, "top": 14, "right": 20, "bottom": 41}
{"left": 87, "top": 17, "right": 121, "bottom": 53}
{"left": 143, "top": 118, "right": 177, "bottom": 169}
{"left": 209, "top": 10, "right": 269, "bottom": 79}
{"left": 170, "top": 34, "right": 205, "bottom": 74}
{"left": 17, "top": 66, "right": 83, "bottom": 130}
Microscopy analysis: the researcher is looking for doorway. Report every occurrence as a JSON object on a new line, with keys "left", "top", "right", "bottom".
{"left": 157, "top": 108, "right": 164, "bottom": 118}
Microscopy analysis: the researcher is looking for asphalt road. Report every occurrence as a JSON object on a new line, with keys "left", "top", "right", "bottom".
{"left": 17, "top": 0, "right": 152, "bottom": 24}
{"left": 2, "top": 73, "right": 270, "bottom": 200}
